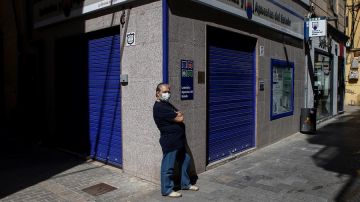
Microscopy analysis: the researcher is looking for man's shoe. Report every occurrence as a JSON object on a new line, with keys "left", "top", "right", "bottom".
{"left": 166, "top": 191, "right": 182, "bottom": 197}
{"left": 187, "top": 185, "right": 199, "bottom": 191}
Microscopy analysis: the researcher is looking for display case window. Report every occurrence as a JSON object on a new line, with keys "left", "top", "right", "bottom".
{"left": 314, "top": 52, "right": 332, "bottom": 120}
{"left": 271, "top": 59, "right": 294, "bottom": 120}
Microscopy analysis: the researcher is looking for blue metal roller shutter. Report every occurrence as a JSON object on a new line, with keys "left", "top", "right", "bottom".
{"left": 208, "top": 45, "right": 255, "bottom": 163}
{"left": 88, "top": 34, "right": 122, "bottom": 166}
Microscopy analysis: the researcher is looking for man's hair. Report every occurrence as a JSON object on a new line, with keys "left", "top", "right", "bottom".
{"left": 156, "top": 83, "right": 168, "bottom": 93}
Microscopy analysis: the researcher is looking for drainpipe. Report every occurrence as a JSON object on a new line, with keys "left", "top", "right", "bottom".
{"left": 162, "top": 0, "right": 169, "bottom": 83}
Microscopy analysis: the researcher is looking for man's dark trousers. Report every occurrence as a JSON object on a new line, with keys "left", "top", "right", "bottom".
{"left": 161, "top": 148, "right": 191, "bottom": 195}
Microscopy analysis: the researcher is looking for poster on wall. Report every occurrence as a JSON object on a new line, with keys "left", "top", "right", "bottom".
{"left": 181, "top": 60, "right": 194, "bottom": 100}
{"left": 271, "top": 59, "right": 294, "bottom": 120}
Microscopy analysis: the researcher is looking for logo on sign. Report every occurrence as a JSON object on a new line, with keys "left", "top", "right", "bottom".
{"left": 187, "top": 61, "right": 193, "bottom": 69}
{"left": 246, "top": 0, "right": 253, "bottom": 19}
{"left": 181, "top": 60, "right": 187, "bottom": 69}
{"left": 312, "top": 22, "right": 318, "bottom": 31}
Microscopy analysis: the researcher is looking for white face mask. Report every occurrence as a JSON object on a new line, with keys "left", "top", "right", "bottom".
{"left": 160, "top": 92, "right": 171, "bottom": 102}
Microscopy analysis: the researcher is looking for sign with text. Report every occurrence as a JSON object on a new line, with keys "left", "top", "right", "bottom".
{"left": 306, "top": 17, "right": 327, "bottom": 37}
{"left": 192, "top": 0, "right": 304, "bottom": 39}
{"left": 33, "top": 0, "right": 135, "bottom": 28}
{"left": 181, "top": 60, "right": 194, "bottom": 100}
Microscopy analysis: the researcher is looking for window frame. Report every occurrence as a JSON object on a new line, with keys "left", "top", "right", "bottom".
{"left": 270, "top": 59, "right": 295, "bottom": 120}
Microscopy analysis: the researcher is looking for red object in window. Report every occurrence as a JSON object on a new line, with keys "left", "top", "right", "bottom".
{"left": 339, "top": 43, "right": 344, "bottom": 57}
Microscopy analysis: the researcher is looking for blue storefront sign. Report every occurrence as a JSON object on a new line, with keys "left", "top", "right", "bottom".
{"left": 192, "top": 0, "right": 304, "bottom": 39}
{"left": 181, "top": 60, "right": 194, "bottom": 100}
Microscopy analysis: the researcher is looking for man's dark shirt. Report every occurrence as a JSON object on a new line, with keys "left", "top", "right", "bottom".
{"left": 153, "top": 101, "right": 186, "bottom": 153}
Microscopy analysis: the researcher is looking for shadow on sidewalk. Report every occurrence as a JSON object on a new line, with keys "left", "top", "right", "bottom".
{"left": 0, "top": 128, "right": 86, "bottom": 199}
{"left": 306, "top": 107, "right": 360, "bottom": 202}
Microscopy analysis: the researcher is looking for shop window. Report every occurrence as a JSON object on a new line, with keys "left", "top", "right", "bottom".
{"left": 314, "top": 52, "right": 333, "bottom": 120}
{"left": 271, "top": 59, "right": 294, "bottom": 120}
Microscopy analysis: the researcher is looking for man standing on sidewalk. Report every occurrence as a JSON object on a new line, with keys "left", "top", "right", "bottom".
{"left": 153, "top": 83, "right": 199, "bottom": 198}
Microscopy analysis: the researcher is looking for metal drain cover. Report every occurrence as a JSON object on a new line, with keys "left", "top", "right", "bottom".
{"left": 82, "top": 183, "right": 117, "bottom": 196}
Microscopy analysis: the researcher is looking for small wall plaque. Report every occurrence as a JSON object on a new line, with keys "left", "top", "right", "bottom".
{"left": 259, "top": 46, "right": 265, "bottom": 56}
{"left": 181, "top": 60, "right": 194, "bottom": 100}
{"left": 259, "top": 80, "right": 265, "bottom": 91}
{"left": 125, "top": 32, "right": 135, "bottom": 46}
{"left": 198, "top": 71, "right": 205, "bottom": 84}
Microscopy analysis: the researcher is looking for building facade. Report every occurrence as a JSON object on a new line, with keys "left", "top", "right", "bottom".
{"left": 345, "top": 0, "right": 360, "bottom": 106}
{"left": 167, "top": 0, "right": 307, "bottom": 171}
{"left": 304, "top": 0, "right": 347, "bottom": 120}
{"left": 32, "top": 0, "right": 164, "bottom": 181}
{"left": 29, "top": 0, "right": 348, "bottom": 183}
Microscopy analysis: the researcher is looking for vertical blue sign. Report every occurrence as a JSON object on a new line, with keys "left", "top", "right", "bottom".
{"left": 181, "top": 60, "right": 194, "bottom": 100}
{"left": 304, "top": 18, "right": 309, "bottom": 41}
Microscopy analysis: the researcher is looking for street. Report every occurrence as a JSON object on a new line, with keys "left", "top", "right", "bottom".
{"left": 1, "top": 107, "right": 360, "bottom": 202}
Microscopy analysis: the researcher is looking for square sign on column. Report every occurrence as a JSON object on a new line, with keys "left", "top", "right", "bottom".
{"left": 181, "top": 60, "right": 194, "bottom": 100}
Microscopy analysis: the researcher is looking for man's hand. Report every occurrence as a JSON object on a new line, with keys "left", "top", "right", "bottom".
{"left": 174, "top": 111, "right": 184, "bottom": 123}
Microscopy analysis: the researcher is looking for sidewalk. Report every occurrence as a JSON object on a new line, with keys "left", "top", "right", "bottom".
{"left": 1, "top": 107, "right": 360, "bottom": 202}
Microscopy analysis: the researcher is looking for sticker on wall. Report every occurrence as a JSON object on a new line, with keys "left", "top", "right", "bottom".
{"left": 126, "top": 32, "right": 136, "bottom": 46}
{"left": 181, "top": 60, "right": 194, "bottom": 100}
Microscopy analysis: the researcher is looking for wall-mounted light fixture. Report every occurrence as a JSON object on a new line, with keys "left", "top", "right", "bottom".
{"left": 120, "top": 10, "right": 126, "bottom": 28}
